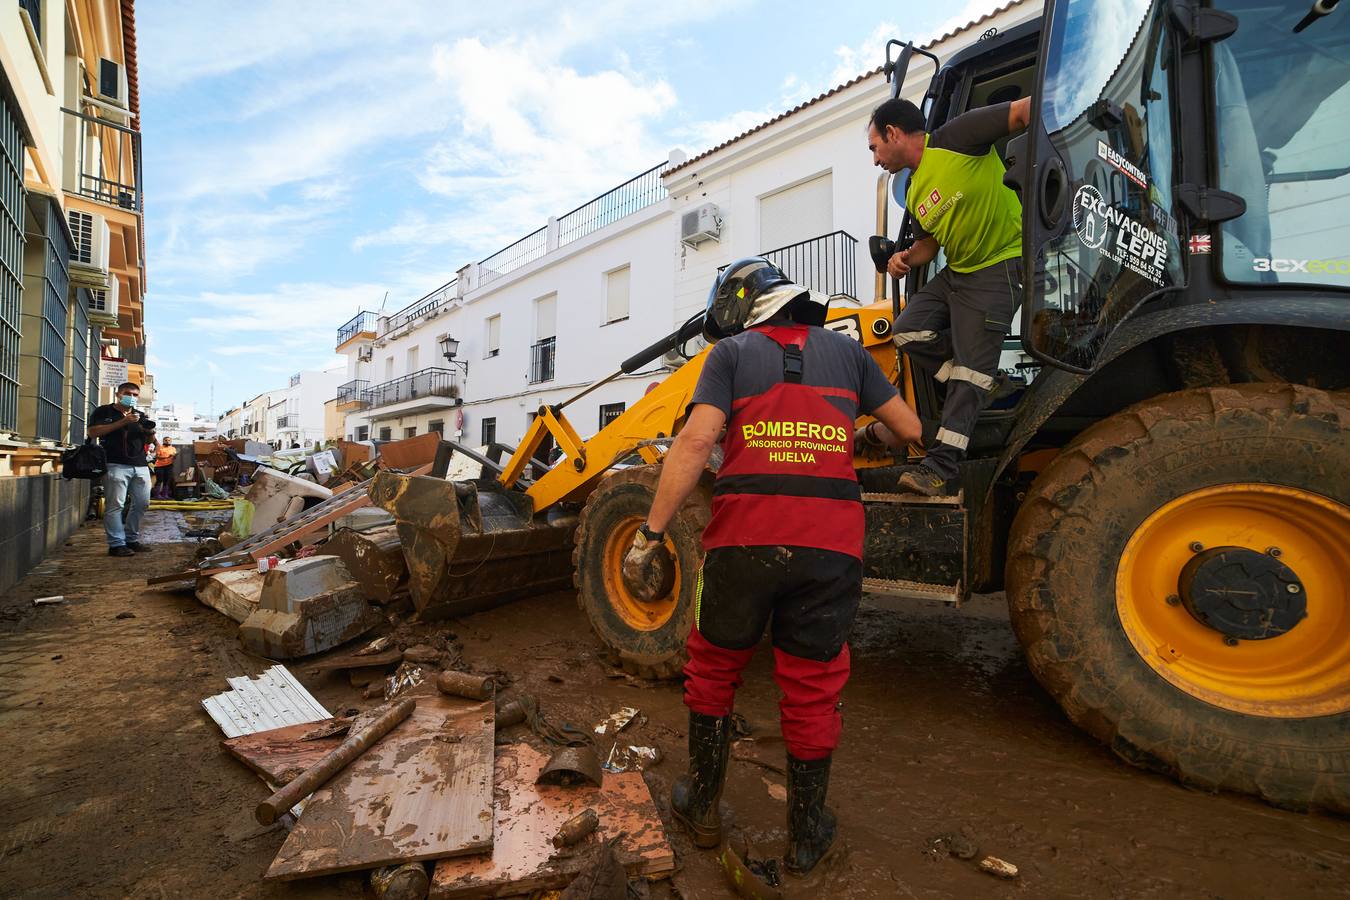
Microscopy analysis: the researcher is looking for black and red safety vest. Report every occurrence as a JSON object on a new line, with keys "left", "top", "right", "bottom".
{"left": 701, "top": 325, "right": 863, "bottom": 558}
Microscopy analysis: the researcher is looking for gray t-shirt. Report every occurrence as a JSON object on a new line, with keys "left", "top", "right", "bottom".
{"left": 691, "top": 322, "right": 898, "bottom": 422}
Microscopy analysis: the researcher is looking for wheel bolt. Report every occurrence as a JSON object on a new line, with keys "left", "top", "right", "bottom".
{"left": 1287, "top": 583, "right": 1301, "bottom": 594}
{"left": 1223, "top": 636, "right": 1239, "bottom": 647}
{"left": 1266, "top": 546, "right": 1282, "bottom": 558}
{"left": 1165, "top": 594, "right": 1181, "bottom": 606}
{"left": 1189, "top": 541, "right": 1204, "bottom": 553}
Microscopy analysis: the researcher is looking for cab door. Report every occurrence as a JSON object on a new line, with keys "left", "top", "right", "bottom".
{"left": 1021, "top": 0, "right": 1185, "bottom": 373}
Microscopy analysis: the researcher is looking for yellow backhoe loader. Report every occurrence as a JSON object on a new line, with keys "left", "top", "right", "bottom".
{"left": 373, "top": 0, "right": 1350, "bottom": 815}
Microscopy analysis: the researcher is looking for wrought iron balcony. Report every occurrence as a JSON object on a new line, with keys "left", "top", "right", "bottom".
{"left": 529, "top": 337, "right": 556, "bottom": 385}
{"left": 335, "top": 379, "right": 370, "bottom": 408}
{"left": 337, "top": 311, "right": 378, "bottom": 348}
{"left": 719, "top": 231, "right": 859, "bottom": 301}
{"left": 61, "top": 108, "right": 141, "bottom": 212}
{"left": 366, "top": 367, "right": 460, "bottom": 410}
{"left": 377, "top": 278, "right": 458, "bottom": 337}
{"left": 275, "top": 414, "right": 296, "bottom": 429}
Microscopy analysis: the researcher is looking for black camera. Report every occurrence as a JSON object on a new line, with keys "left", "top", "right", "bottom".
{"left": 868, "top": 235, "right": 898, "bottom": 274}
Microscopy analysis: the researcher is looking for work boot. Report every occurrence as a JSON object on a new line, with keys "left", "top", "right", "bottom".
{"left": 895, "top": 464, "right": 947, "bottom": 497}
{"left": 108, "top": 546, "right": 134, "bottom": 557}
{"left": 670, "top": 712, "right": 732, "bottom": 848}
{"left": 785, "top": 754, "right": 837, "bottom": 874}
{"left": 127, "top": 542, "right": 151, "bottom": 553}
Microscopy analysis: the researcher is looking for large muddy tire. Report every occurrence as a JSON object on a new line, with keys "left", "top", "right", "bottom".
{"left": 1007, "top": 384, "right": 1350, "bottom": 813}
{"left": 573, "top": 465, "right": 712, "bottom": 679}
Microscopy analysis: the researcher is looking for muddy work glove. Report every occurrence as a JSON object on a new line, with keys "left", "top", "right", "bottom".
{"left": 622, "top": 524, "right": 675, "bottom": 603}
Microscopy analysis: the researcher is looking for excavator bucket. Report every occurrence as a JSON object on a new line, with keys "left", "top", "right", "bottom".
{"left": 369, "top": 471, "right": 577, "bottom": 620}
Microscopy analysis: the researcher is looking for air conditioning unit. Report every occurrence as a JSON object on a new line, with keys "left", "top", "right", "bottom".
{"left": 89, "top": 277, "right": 120, "bottom": 327}
{"left": 96, "top": 58, "right": 129, "bottom": 108}
{"left": 357, "top": 346, "right": 373, "bottom": 362}
{"left": 680, "top": 203, "right": 722, "bottom": 248}
{"left": 67, "top": 210, "right": 111, "bottom": 286}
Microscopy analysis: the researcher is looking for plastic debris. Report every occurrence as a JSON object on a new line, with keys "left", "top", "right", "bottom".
{"left": 385, "top": 662, "right": 425, "bottom": 699}
{"left": 593, "top": 707, "right": 642, "bottom": 736}
{"left": 602, "top": 743, "right": 662, "bottom": 774}
{"left": 32, "top": 595, "right": 66, "bottom": 606}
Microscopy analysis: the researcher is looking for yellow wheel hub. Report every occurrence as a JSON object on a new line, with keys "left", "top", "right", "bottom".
{"left": 602, "top": 517, "right": 680, "bottom": 633}
{"left": 1117, "top": 483, "right": 1350, "bottom": 717}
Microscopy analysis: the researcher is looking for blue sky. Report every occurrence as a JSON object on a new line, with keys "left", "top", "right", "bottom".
{"left": 138, "top": 0, "right": 1002, "bottom": 415}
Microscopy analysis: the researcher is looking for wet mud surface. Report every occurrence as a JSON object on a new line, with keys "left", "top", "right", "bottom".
{"left": 1, "top": 512, "right": 1347, "bottom": 898}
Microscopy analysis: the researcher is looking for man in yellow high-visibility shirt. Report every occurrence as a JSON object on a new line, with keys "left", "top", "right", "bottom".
{"left": 865, "top": 96, "right": 1030, "bottom": 496}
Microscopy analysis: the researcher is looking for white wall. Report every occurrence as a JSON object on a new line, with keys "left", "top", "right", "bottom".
{"left": 340, "top": 201, "right": 677, "bottom": 447}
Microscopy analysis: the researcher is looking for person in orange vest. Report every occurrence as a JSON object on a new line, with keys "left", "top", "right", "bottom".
{"left": 153, "top": 436, "right": 177, "bottom": 499}
{"left": 623, "top": 258, "right": 921, "bottom": 874}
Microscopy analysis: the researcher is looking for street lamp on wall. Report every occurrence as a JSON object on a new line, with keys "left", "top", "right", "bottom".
{"left": 439, "top": 334, "right": 468, "bottom": 377}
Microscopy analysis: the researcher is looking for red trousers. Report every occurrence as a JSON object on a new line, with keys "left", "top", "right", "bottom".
{"left": 683, "top": 628, "right": 851, "bottom": 760}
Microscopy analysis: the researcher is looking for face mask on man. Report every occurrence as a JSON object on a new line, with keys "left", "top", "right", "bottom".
{"left": 119, "top": 394, "right": 137, "bottom": 407}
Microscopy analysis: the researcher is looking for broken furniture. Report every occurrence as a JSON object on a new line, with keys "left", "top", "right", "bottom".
{"left": 238, "top": 556, "right": 381, "bottom": 659}
{"left": 245, "top": 467, "right": 333, "bottom": 535}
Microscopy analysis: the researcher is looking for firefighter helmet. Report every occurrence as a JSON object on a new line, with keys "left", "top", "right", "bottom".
{"left": 703, "top": 257, "right": 828, "bottom": 340}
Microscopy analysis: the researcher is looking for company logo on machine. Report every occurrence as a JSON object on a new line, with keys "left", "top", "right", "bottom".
{"left": 1097, "top": 141, "right": 1148, "bottom": 189}
{"left": 1072, "top": 184, "right": 1168, "bottom": 285}
{"left": 1072, "top": 185, "right": 1110, "bottom": 250}
{"left": 1253, "top": 257, "right": 1350, "bottom": 274}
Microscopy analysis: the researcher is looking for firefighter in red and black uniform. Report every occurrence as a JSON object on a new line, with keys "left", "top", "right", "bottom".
{"left": 623, "top": 258, "right": 921, "bottom": 873}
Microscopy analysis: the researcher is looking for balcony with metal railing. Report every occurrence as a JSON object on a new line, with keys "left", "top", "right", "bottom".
{"left": 275, "top": 414, "right": 296, "bottom": 430}
{"left": 556, "top": 162, "right": 667, "bottom": 246}
{"left": 337, "top": 311, "right": 378, "bottom": 349}
{"left": 528, "top": 337, "right": 556, "bottom": 385}
{"left": 719, "top": 231, "right": 859, "bottom": 301}
{"left": 335, "top": 379, "right": 370, "bottom": 410}
{"left": 479, "top": 228, "right": 547, "bottom": 289}
{"left": 377, "top": 278, "right": 458, "bottom": 337}
{"left": 474, "top": 160, "right": 668, "bottom": 291}
{"left": 61, "top": 108, "right": 142, "bottom": 213}
{"left": 366, "top": 368, "right": 461, "bottom": 415}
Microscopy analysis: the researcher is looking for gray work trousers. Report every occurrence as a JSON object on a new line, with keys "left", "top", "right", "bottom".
{"left": 892, "top": 258, "right": 1020, "bottom": 480}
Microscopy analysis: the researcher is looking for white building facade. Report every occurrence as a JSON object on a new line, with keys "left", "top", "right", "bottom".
{"left": 332, "top": 1, "right": 1040, "bottom": 450}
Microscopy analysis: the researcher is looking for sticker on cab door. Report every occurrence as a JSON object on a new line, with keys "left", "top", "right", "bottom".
{"left": 1072, "top": 185, "right": 1168, "bottom": 286}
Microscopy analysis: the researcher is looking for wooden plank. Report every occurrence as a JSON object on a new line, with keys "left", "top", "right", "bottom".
{"left": 264, "top": 690, "right": 495, "bottom": 881}
{"left": 430, "top": 744, "right": 674, "bottom": 898}
{"left": 306, "top": 646, "right": 403, "bottom": 673}
{"left": 222, "top": 718, "right": 349, "bottom": 783}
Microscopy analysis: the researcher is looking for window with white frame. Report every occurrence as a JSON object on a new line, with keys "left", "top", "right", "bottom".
{"left": 604, "top": 265, "right": 630, "bottom": 324}
{"left": 485, "top": 314, "right": 500, "bottom": 358}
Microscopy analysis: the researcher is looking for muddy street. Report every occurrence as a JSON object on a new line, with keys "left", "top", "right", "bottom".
{"left": 0, "top": 515, "right": 1346, "bottom": 899}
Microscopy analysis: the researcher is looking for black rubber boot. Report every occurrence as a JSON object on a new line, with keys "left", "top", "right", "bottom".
{"left": 785, "top": 754, "right": 837, "bottom": 874}
{"left": 670, "top": 712, "right": 731, "bottom": 848}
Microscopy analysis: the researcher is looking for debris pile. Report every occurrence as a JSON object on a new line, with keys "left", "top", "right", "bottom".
{"left": 177, "top": 433, "right": 672, "bottom": 895}
{"left": 202, "top": 658, "right": 674, "bottom": 896}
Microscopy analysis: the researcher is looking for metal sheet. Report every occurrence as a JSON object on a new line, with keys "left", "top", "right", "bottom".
{"left": 201, "top": 665, "right": 331, "bottom": 739}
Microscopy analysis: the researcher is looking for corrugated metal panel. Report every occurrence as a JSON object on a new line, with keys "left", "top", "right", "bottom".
{"left": 201, "top": 665, "right": 331, "bottom": 738}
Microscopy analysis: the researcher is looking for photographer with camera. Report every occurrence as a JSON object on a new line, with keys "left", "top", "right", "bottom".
{"left": 87, "top": 381, "right": 156, "bottom": 556}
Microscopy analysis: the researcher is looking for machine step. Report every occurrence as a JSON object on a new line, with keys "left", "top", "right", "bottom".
{"left": 863, "top": 576, "right": 962, "bottom": 604}
{"left": 862, "top": 491, "right": 963, "bottom": 507}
